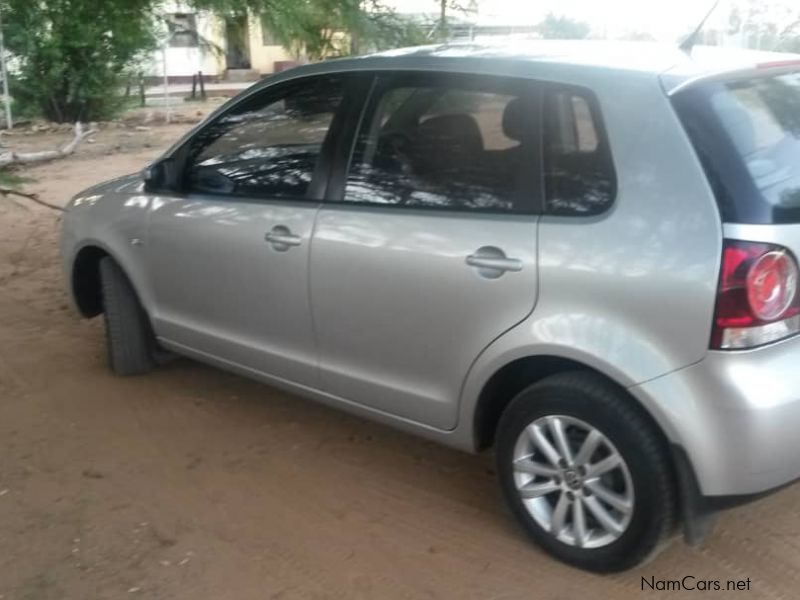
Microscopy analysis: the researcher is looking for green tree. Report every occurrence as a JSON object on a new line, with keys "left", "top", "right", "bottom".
{"left": 776, "top": 16, "right": 800, "bottom": 52}
{"left": 536, "top": 13, "right": 591, "bottom": 40}
{"left": 195, "top": 0, "right": 427, "bottom": 60}
{"left": 723, "top": 0, "right": 800, "bottom": 51}
{"left": 433, "top": 0, "right": 476, "bottom": 41}
{"left": 2, "top": 0, "right": 428, "bottom": 124}
{"left": 3, "top": 0, "right": 158, "bottom": 122}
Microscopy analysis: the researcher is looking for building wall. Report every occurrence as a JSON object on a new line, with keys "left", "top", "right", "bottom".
{"left": 157, "top": 12, "right": 224, "bottom": 78}
{"left": 246, "top": 14, "right": 299, "bottom": 74}
{"left": 146, "top": 4, "right": 300, "bottom": 80}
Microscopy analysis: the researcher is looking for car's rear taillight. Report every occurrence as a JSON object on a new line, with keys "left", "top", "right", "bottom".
{"left": 712, "top": 240, "right": 800, "bottom": 349}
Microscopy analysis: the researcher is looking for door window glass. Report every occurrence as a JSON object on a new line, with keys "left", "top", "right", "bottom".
{"left": 185, "top": 76, "right": 344, "bottom": 198}
{"left": 344, "top": 78, "right": 539, "bottom": 213}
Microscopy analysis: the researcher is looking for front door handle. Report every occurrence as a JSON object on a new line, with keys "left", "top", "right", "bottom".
{"left": 265, "top": 225, "right": 302, "bottom": 251}
{"left": 466, "top": 246, "right": 523, "bottom": 279}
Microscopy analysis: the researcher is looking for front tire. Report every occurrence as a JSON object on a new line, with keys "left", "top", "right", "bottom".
{"left": 99, "top": 257, "right": 156, "bottom": 376}
{"left": 496, "top": 371, "right": 676, "bottom": 572}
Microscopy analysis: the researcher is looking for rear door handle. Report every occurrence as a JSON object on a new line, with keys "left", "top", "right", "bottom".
{"left": 265, "top": 225, "right": 302, "bottom": 251}
{"left": 466, "top": 246, "right": 523, "bottom": 279}
{"left": 466, "top": 255, "right": 523, "bottom": 272}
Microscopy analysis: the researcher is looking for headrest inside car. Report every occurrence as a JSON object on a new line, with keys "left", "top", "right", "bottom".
{"left": 502, "top": 97, "right": 529, "bottom": 142}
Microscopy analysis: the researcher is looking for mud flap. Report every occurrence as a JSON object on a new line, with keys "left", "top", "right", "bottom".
{"left": 670, "top": 444, "right": 717, "bottom": 545}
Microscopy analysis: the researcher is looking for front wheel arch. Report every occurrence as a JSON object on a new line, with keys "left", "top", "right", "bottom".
{"left": 71, "top": 245, "right": 110, "bottom": 317}
{"left": 70, "top": 242, "right": 154, "bottom": 321}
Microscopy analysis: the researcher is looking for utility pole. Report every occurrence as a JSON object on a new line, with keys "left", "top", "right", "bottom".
{"left": 0, "top": 7, "right": 13, "bottom": 129}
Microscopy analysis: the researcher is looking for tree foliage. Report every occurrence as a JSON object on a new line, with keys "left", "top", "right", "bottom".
{"left": 2, "top": 0, "right": 427, "bottom": 123}
{"left": 431, "top": 0, "right": 476, "bottom": 41}
{"left": 536, "top": 13, "right": 591, "bottom": 40}
{"left": 720, "top": 0, "right": 800, "bottom": 52}
{"left": 3, "top": 0, "right": 158, "bottom": 122}
{"left": 193, "top": 0, "right": 427, "bottom": 60}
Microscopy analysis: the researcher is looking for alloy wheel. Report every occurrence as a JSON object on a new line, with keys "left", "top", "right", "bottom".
{"left": 511, "top": 415, "right": 634, "bottom": 549}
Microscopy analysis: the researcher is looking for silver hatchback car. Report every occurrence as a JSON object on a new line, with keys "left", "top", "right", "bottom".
{"left": 61, "top": 41, "right": 800, "bottom": 571}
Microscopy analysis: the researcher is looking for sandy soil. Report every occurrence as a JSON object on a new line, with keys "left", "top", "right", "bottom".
{"left": 1, "top": 111, "right": 799, "bottom": 600}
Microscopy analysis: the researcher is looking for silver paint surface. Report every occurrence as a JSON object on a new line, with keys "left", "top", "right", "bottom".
{"left": 60, "top": 41, "right": 800, "bottom": 499}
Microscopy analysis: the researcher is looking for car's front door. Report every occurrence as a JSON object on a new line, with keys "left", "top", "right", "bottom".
{"left": 146, "top": 74, "right": 353, "bottom": 385}
{"left": 309, "top": 73, "right": 543, "bottom": 429}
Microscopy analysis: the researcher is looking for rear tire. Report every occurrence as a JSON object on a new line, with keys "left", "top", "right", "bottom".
{"left": 496, "top": 371, "right": 676, "bottom": 572}
{"left": 99, "top": 257, "right": 156, "bottom": 376}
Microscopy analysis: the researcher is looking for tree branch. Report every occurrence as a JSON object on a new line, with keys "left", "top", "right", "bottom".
{"left": 0, "top": 186, "right": 64, "bottom": 211}
{"left": 781, "top": 17, "right": 800, "bottom": 38}
{"left": 0, "top": 122, "right": 97, "bottom": 169}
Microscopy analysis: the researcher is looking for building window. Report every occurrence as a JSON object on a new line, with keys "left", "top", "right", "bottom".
{"left": 168, "top": 13, "right": 198, "bottom": 48}
{"left": 261, "top": 16, "right": 279, "bottom": 46}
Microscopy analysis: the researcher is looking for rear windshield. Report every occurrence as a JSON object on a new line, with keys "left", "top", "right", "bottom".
{"left": 673, "top": 71, "right": 800, "bottom": 224}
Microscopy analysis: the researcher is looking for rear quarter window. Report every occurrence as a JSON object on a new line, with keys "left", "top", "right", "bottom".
{"left": 543, "top": 88, "right": 616, "bottom": 216}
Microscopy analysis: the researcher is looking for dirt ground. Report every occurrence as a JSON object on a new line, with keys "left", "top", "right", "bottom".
{"left": 1, "top": 109, "right": 800, "bottom": 600}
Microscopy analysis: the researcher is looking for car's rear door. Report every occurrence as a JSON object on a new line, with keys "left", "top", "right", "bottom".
{"left": 309, "top": 72, "right": 543, "bottom": 429}
{"left": 146, "top": 74, "right": 361, "bottom": 385}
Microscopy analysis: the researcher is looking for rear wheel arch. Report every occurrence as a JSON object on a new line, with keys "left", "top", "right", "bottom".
{"left": 472, "top": 355, "right": 709, "bottom": 544}
{"left": 472, "top": 355, "right": 672, "bottom": 455}
{"left": 495, "top": 370, "right": 678, "bottom": 571}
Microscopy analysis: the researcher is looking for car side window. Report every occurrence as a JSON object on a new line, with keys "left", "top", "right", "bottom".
{"left": 184, "top": 76, "right": 345, "bottom": 198}
{"left": 343, "top": 76, "right": 540, "bottom": 213}
{"left": 543, "top": 88, "right": 616, "bottom": 215}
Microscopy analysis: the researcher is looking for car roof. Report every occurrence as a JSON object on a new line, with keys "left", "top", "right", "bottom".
{"left": 280, "top": 40, "right": 800, "bottom": 95}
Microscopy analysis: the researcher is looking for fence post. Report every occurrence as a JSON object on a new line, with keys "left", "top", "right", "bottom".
{"left": 191, "top": 73, "right": 197, "bottom": 100}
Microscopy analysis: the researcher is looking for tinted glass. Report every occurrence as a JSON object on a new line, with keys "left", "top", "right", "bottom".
{"left": 344, "top": 78, "right": 539, "bottom": 213}
{"left": 713, "top": 74, "right": 800, "bottom": 219}
{"left": 674, "top": 72, "right": 800, "bottom": 224}
{"left": 543, "top": 89, "right": 615, "bottom": 215}
{"left": 185, "top": 76, "right": 344, "bottom": 198}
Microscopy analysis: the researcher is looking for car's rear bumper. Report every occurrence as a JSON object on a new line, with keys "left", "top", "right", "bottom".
{"left": 633, "top": 334, "right": 800, "bottom": 498}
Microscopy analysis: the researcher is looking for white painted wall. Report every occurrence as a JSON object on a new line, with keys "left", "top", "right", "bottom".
{"left": 143, "top": 7, "right": 224, "bottom": 78}
{"left": 144, "top": 3, "right": 298, "bottom": 78}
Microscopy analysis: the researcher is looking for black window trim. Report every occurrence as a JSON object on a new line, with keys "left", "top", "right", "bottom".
{"left": 324, "top": 70, "right": 546, "bottom": 217}
{"left": 166, "top": 72, "right": 371, "bottom": 204}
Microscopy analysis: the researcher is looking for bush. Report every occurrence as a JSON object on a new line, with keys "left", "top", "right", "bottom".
{"left": 3, "top": 0, "right": 157, "bottom": 123}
